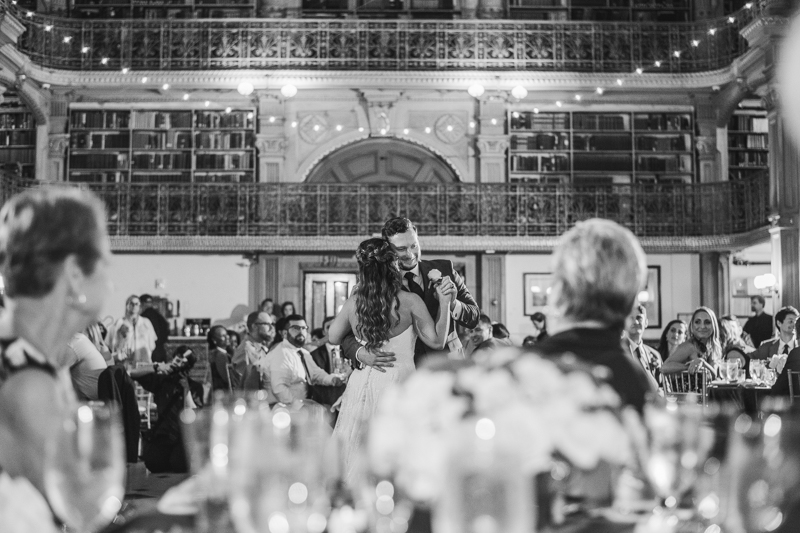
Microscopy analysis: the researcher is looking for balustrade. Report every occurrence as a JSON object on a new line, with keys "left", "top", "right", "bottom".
{"left": 6, "top": 0, "right": 763, "bottom": 72}
{"left": 0, "top": 173, "right": 769, "bottom": 238}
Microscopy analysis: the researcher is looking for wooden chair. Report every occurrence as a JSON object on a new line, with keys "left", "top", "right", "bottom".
{"left": 663, "top": 370, "right": 708, "bottom": 405}
{"left": 787, "top": 370, "right": 800, "bottom": 405}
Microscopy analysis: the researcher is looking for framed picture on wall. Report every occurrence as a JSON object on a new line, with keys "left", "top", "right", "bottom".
{"left": 643, "top": 266, "right": 662, "bottom": 329}
{"left": 523, "top": 273, "right": 553, "bottom": 316}
{"left": 677, "top": 312, "right": 693, "bottom": 325}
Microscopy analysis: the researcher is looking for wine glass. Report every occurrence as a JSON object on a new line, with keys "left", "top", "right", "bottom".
{"left": 44, "top": 402, "right": 126, "bottom": 533}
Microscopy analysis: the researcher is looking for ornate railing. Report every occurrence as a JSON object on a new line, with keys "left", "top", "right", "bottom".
{"left": 0, "top": 174, "right": 769, "bottom": 238}
{"left": 7, "top": 2, "right": 764, "bottom": 72}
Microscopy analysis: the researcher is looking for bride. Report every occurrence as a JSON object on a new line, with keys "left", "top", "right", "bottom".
{"left": 329, "top": 238, "right": 453, "bottom": 482}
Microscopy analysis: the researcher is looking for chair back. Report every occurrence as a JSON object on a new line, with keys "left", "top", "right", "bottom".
{"left": 788, "top": 370, "right": 800, "bottom": 404}
{"left": 663, "top": 370, "right": 708, "bottom": 405}
{"left": 134, "top": 362, "right": 154, "bottom": 428}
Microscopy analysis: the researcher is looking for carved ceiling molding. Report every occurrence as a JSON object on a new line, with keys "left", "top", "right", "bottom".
{"left": 29, "top": 66, "right": 739, "bottom": 93}
{"left": 109, "top": 227, "right": 770, "bottom": 254}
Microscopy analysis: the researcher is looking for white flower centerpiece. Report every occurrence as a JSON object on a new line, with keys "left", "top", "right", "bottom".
{"left": 367, "top": 348, "right": 636, "bottom": 532}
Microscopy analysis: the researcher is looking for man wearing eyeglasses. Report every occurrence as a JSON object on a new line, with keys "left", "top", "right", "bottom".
{"left": 231, "top": 311, "right": 276, "bottom": 390}
{"left": 266, "top": 314, "right": 344, "bottom": 405}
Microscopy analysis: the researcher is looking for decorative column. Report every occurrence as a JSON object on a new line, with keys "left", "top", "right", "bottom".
{"left": 476, "top": 95, "right": 508, "bottom": 183}
{"left": 695, "top": 96, "right": 719, "bottom": 183}
{"left": 699, "top": 252, "right": 730, "bottom": 316}
{"left": 47, "top": 93, "right": 69, "bottom": 181}
{"left": 480, "top": 254, "right": 505, "bottom": 324}
{"left": 255, "top": 93, "right": 286, "bottom": 183}
{"left": 765, "top": 89, "right": 800, "bottom": 309}
{"left": 249, "top": 255, "right": 280, "bottom": 310}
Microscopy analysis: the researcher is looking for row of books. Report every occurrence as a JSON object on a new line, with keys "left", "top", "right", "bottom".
{"left": 633, "top": 114, "right": 692, "bottom": 132}
{"left": 730, "top": 151, "right": 768, "bottom": 167}
{"left": 196, "top": 153, "right": 254, "bottom": 169}
{"left": 132, "top": 112, "right": 194, "bottom": 130}
{"left": 510, "top": 134, "right": 570, "bottom": 151}
{"left": 729, "top": 116, "right": 768, "bottom": 133}
{"left": 636, "top": 155, "right": 692, "bottom": 172}
{"left": 573, "top": 153, "right": 632, "bottom": 171}
{"left": 0, "top": 131, "right": 35, "bottom": 146}
{"left": 68, "top": 171, "right": 130, "bottom": 183}
{"left": 573, "top": 114, "right": 629, "bottom": 131}
{"left": 71, "top": 132, "right": 131, "bottom": 150}
{"left": 132, "top": 131, "right": 192, "bottom": 149}
{"left": 728, "top": 134, "right": 768, "bottom": 150}
{"left": 636, "top": 134, "right": 691, "bottom": 152}
{"left": 0, "top": 148, "right": 35, "bottom": 164}
{"left": 132, "top": 153, "right": 192, "bottom": 170}
{"left": 0, "top": 113, "right": 34, "bottom": 130}
{"left": 70, "top": 153, "right": 129, "bottom": 169}
{"left": 510, "top": 113, "right": 570, "bottom": 131}
{"left": 71, "top": 112, "right": 130, "bottom": 130}
{"left": 509, "top": 154, "right": 570, "bottom": 172}
{"left": 573, "top": 134, "right": 631, "bottom": 151}
{"left": 195, "top": 112, "right": 255, "bottom": 129}
{"left": 195, "top": 132, "right": 255, "bottom": 149}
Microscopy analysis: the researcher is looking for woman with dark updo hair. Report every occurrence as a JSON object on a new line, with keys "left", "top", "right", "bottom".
{"left": 329, "top": 237, "right": 453, "bottom": 483}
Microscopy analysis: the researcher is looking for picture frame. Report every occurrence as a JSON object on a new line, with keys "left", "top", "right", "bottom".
{"left": 643, "top": 266, "right": 662, "bottom": 329}
{"left": 523, "top": 273, "right": 553, "bottom": 316}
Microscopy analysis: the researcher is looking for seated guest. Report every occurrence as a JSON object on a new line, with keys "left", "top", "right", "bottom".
{"left": 771, "top": 344, "right": 800, "bottom": 396}
{"left": 105, "top": 295, "right": 157, "bottom": 365}
{"left": 231, "top": 311, "right": 275, "bottom": 390}
{"left": 656, "top": 319, "right": 687, "bottom": 363}
{"left": 139, "top": 294, "right": 170, "bottom": 363}
{"left": 227, "top": 329, "right": 241, "bottom": 350}
{"left": 719, "top": 315, "right": 753, "bottom": 369}
{"left": 258, "top": 298, "right": 277, "bottom": 320}
{"left": 131, "top": 346, "right": 204, "bottom": 474}
{"left": 310, "top": 316, "right": 349, "bottom": 408}
{"left": 468, "top": 314, "right": 510, "bottom": 362}
{"left": 207, "top": 325, "right": 235, "bottom": 392}
{"left": 280, "top": 301, "right": 296, "bottom": 318}
{"left": 751, "top": 306, "right": 799, "bottom": 368}
{"left": 622, "top": 304, "right": 661, "bottom": 392}
{"left": 266, "top": 314, "right": 343, "bottom": 405}
{"left": 530, "top": 311, "right": 548, "bottom": 343}
{"left": 662, "top": 306, "right": 722, "bottom": 376}
{"left": 65, "top": 332, "right": 108, "bottom": 401}
{"left": 492, "top": 322, "right": 514, "bottom": 346}
{"left": 529, "top": 219, "right": 651, "bottom": 414}
{"left": 0, "top": 188, "right": 113, "bottom": 499}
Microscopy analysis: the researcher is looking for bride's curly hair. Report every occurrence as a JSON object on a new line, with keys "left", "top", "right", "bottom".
{"left": 353, "top": 238, "right": 402, "bottom": 351}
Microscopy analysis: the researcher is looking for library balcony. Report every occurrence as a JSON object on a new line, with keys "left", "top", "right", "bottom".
{"left": 0, "top": 172, "right": 769, "bottom": 246}
{"left": 11, "top": 2, "right": 763, "bottom": 73}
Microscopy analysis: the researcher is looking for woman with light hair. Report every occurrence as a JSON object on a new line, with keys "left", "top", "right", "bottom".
{"left": 532, "top": 218, "right": 653, "bottom": 413}
{"left": 662, "top": 306, "right": 722, "bottom": 375}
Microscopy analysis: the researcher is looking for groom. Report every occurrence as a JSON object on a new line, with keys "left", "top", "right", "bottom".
{"left": 342, "top": 217, "right": 481, "bottom": 370}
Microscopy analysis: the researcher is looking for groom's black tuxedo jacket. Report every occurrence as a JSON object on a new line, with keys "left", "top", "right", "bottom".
{"left": 342, "top": 258, "right": 480, "bottom": 367}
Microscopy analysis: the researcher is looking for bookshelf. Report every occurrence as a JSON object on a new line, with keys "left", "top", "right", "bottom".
{"left": 509, "top": 110, "right": 694, "bottom": 184}
{"left": 0, "top": 92, "right": 36, "bottom": 180}
{"left": 67, "top": 109, "right": 256, "bottom": 183}
{"left": 727, "top": 106, "right": 768, "bottom": 182}
{"left": 508, "top": 0, "right": 691, "bottom": 22}
{"left": 70, "top": 0, "right": 255, "bottom": 19}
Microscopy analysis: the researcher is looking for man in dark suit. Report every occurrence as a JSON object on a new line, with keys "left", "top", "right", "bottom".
{"left": 621, "top": 304, "right": 661, "bottom": 393}
{"left": 310, "top": 316, "right": 347, "bottom": 406}
{"left": 752, "top": 306, "right": 799, "bottom": 395}
{"left": 342, "top": 217, "right": 480, "bottom": 370}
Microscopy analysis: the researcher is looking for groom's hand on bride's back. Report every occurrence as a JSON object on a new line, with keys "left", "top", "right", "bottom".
{"left": 358, "top": 347, "right": 396, "bottom": 373}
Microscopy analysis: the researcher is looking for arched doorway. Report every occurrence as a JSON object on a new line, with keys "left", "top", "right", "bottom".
{"left": 305, "top": 137, "right": 459, "bottom": 184}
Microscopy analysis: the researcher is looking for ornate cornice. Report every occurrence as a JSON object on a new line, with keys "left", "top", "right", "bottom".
{"left": 30, "top": 67, "right": 740, "bottom": 94}
{"left": 109, "top": 227, "right": 771, "bottom": 254}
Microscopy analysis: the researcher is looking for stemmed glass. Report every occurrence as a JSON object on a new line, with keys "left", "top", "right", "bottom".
{"left": 44, "top": 402, "right": 126, "bottom": 533}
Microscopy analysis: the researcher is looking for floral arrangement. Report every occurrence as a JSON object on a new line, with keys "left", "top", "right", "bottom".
{"left": 367, "top": 349, "right": 635, "bottom": 503}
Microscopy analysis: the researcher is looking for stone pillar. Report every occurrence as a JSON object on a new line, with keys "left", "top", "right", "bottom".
{"left": 480, "top": 254, "right": 505, "bottom": 324}
{"left": 47, "top": 93, "right": 69, "bottom": 181}
{"left": 765, "top": 89, "right": 800, "bottom": 309}
{"left": 699, "top": 252, "right": 723, "bottom": 313}
{"left": 256, "top": 93, "right": 286, "bottom": 183}
{"left": 695, "top": 95, "right": 719, "bottom": 183}
{"left": 476, "top": 94, "right": 508, "bottom": 183}
{"left": 249, "top": 255, "right": 281, "bottom": 310}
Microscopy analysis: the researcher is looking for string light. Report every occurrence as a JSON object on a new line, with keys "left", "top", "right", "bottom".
{"left": 121, "top": 67, "right": 128, "bottom": 74}
{"left": 403, "top": 128, "right": 409, "bottom": 134}
{"left": 654, "top": 60, "right": 662, "bottom": 67}
{"left": 44, "top": 25, "right": 52, "bottom": 31}
{"left": 162, "top": 83, "right": 169, "bottom": 90}
{"left": 595, "top": 87, "right": 604, "bottom": 95}
{"left": 555, "top": 101, "right": 562, "bottom": 107}
{"left": 205, "top": 101, "right": 210, "bottom": 107}
{"left": 141, "top": 76, "right": 148, "bottom": 83}
{"left": 574, "top": 94, "right": 582, "bottom": 101}
{"left": 336, "top": 125, "right": 342, "bottom": 131}
{"left": 635, "top": 67, "right": 643, "bottom": 74}
{"left": 358, "top": 127, "right": 364, "bottom": 132}
{"left": 269, "top": 116, "right": 276, "bottom": 123}
{"left": 63, "top": 36, "right": 72, "bottom": 43}
{"left": 424, "top": 127, "right": 431, "bottom": 133}
{"left": 81, "top": 46, "right": 89, "bottom": 53}
{"left": 183, "top": 93, "right": 190, "bottom": 100}
{"left": 709, "top": 28, "right": 717, "bottom": 35}
{"left": 691, "top": 40, "right": 700, "bottom": 47}
{"left": 673, "top": 50, "right": 681, "bottom": 58}
{"left": 100, "top": 57, "right": 108, "bottom": 65}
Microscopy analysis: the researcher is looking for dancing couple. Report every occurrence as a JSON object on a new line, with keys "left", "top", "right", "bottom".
{"left": 328, "top": 217, "right": 480, "bottom": 482}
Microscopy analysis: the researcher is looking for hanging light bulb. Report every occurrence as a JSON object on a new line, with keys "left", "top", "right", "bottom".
{"left": 511, "top": 85, "right": 528, "bottom": 100}
{"left": 467, "top": 84, "right": 485, "bottom": 98}
{"left": 237, "top": 82, "right": 254, "bottom": 96}
{"left": 281, "top": 84, "right": 298, "bottom": 98}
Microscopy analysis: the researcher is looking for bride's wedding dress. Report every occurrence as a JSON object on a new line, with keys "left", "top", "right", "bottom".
{"left": 333, "top": 325, "right": 417, "bottom": 484}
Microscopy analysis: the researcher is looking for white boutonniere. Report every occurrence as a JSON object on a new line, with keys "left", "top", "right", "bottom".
{"left": 428, "top": 269, "right": 443, "bottom": 286}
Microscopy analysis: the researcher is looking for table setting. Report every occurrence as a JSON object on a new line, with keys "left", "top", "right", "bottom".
{"left": 20, "top": 349, "right": 800, "bottom": 533}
